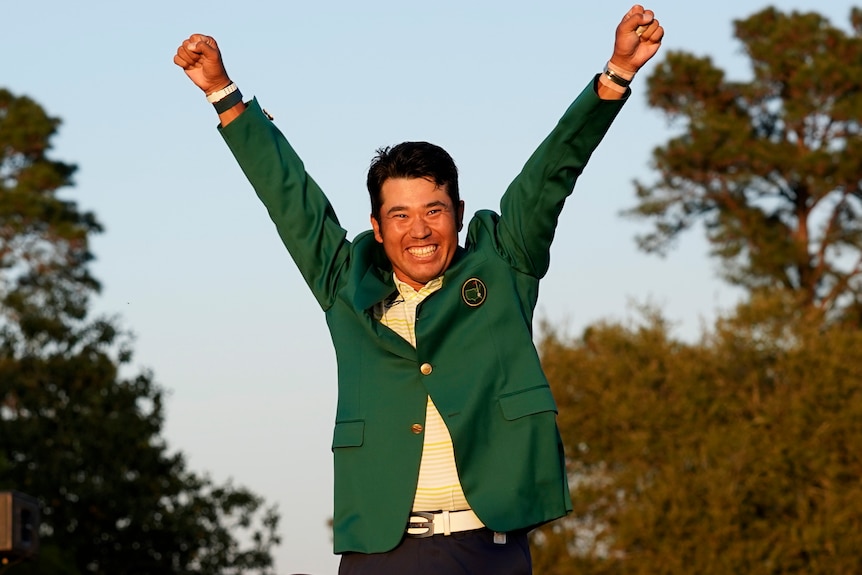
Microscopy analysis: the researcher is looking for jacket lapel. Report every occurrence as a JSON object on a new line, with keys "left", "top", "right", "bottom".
{"left": 352, "top": 264, "right": 416, "bottom": 361}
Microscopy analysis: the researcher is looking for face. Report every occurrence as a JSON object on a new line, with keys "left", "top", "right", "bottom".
{"left": 371, "top": 177, "right": 464, "bottom": 291}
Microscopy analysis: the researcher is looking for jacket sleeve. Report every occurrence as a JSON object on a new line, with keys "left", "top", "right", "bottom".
{"left": 495, "top": 77, "right": 627, "bottom": 278}
{"left": 219, "top": 98, "right": 349, "bottom": 310}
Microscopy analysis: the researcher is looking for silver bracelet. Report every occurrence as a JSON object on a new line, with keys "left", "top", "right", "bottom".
{"left": 603, "top": 64, "right": 633, "bottom": 88}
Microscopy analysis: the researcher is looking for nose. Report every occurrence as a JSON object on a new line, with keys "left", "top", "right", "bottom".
{"left": 410, "top": 215, "right": 431, "bottom": 239}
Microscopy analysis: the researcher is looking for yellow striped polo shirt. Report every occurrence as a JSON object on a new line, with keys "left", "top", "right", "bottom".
{"left": 373, "top": 276, "right": 476, "bottom": 514}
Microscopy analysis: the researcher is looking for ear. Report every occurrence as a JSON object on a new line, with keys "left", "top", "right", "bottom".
{"left": 371, "top": 214, "right": 384, "bottom": 243}
{"left": 456, "top": 200, "right": 465, "bottom": 232}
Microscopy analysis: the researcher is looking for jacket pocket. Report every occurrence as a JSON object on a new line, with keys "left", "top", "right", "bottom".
{"left": 332, "top": 420, "right": 365, "bottom": 449}
{"left": 498, "top": 386, "right": 558, "bottom": 421}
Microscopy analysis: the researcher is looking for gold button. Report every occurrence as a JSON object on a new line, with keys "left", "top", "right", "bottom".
{"left": 411, "top": 424, "right": 424, "bottom": 434}
{"left": 420, "top": 363, "right": 433, "bottom": 375}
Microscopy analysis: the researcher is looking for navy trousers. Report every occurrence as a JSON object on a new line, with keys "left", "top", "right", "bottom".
{"left": 338, "top": 528, "right": 532, "bottom": 575}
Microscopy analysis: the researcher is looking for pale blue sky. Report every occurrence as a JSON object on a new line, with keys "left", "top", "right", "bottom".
{"left": 5, "top": 1, "right": 857, "bottom": 573}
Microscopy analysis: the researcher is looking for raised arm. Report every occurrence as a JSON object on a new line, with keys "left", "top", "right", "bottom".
{"left": 173, "top": 34, "right": 246, "bottom": 126}
{"left": 492, "top": 5, "right": 664, "bottom": 277}
{"left": 173, "top": 35, "right": 351, "bottom": 309}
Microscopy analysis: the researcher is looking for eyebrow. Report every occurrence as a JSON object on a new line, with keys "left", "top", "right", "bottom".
{"left": 385, "top": 200, "right": 451, "bottom": 216}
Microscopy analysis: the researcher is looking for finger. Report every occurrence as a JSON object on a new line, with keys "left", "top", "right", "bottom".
{"left": 173, "top": 53, "right": 197, "bottom": 69}
{"left": 196, "top": 39, "right": 220, "bottom": 58}
{"left": 626, "top": 4, "right": 645, "bottom": 17}
{"left": 650, "top": 22, "right": 665, "bottom": 43}
{"left": 184, "top": 34, "right": 218, "bottom": 54}
{"left": 641, "top": 21, "right": 664, "bottom": 43}
{"left": 622, "top": 4, "right": 645, "bottom": 28}
{"left": 175, "top": 45, "right": 202, "bottom": 66}
{"left": 633, "top": 10, "right": 655, "bottom": 30}
{"left": 636, "top": 19, "right": 661, "bottom": 40}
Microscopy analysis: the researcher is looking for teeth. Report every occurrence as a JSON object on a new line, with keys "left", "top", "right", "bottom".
{"left": 408, "top": 246, "right": 436, "bottom": 257}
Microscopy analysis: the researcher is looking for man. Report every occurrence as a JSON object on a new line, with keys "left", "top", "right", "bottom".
{"left": 174, "top": 6, "right": 663, "bottom": 574}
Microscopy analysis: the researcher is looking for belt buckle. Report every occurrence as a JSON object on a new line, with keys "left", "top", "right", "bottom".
{"left": 406, "top": 511, "right": 435, "bottom": 538}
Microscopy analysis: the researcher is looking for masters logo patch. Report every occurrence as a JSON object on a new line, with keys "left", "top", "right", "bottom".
{"left": 461, "top": 277, "right": 487, "bottom": 307}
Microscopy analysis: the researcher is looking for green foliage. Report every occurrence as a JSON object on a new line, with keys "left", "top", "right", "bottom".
{"left": 0, "top": 89, "right": 101, "bottom": 350}
{"left": 531, "top": 305, "right": 862, "bottom": 574}
{"left": 0, "top": 89, "right": 280, "bottom": 574}
{"left": 628, "top": 8, "right": 862, "bottom": 321}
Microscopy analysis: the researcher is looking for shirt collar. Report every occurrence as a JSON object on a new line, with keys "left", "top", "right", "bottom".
{"left": 393, "top": 275, "right": 444, "bottom": 299}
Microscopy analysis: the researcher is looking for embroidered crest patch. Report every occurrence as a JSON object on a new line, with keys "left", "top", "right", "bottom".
{"left": 461, "top": 278, "right": 487, "bottom": 307}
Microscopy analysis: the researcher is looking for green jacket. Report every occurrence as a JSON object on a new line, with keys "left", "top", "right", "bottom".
{"left": 220, "top": 79, "right": 626, "bottom": 554}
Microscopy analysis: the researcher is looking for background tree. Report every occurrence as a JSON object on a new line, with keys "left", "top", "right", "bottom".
{"left": 627, "top": 7, "right": 862, "bottom": 324}
{"left": 0, "top": 89, "right": 280, "bottom": 574}
{"left": 0, "top": 88, "right": 99, "bottom": 354}
{"left": 531, "top": 307, "right": 862, "bottom": 574}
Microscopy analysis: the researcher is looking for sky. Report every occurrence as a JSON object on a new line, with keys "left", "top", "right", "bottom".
{"left": 4, "top": 1, "right": 858, "bottom": 573}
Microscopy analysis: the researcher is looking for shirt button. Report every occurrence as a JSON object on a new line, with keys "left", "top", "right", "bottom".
{"left": 411, "top": 424, "right": 424, "bottom": 434}
{"left": 420, "top": 363, "right": 433, "bottom": 375}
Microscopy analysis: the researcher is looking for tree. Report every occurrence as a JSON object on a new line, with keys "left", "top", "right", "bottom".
{"left": 0, "top": 88, "right": 100, "bottom": 354}
{"left": 627, "top": 7, "right": 862, "bottom": 324}
{"left": 530, "top": 307, "right": 862, "bottom": 574}
{"left": 0, "top": 88, "right": 280, "bottom": 574}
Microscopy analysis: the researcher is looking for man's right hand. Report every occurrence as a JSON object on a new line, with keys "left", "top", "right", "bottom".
{"left": 174, "top": 34, "right": 232, "bottom": 95}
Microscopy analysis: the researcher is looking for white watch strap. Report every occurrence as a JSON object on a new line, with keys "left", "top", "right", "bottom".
{"left": 206, "top": 82, "right": 238, "bottom": 103}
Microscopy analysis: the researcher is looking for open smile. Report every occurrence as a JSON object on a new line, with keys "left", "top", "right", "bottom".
{"left": 407, "top": 245, "right": 438, "bottom": 258}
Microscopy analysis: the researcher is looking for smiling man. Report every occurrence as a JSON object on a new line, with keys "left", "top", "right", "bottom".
{"left": 368, "top": 145, "right": 465, "bottom": 291}
{"left": 175, "top": 6, "right": 663, "bottom": 574}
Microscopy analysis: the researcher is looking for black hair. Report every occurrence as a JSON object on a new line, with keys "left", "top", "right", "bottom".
{"left": 366, "top": 141, "right": 459, "bottom": 221}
